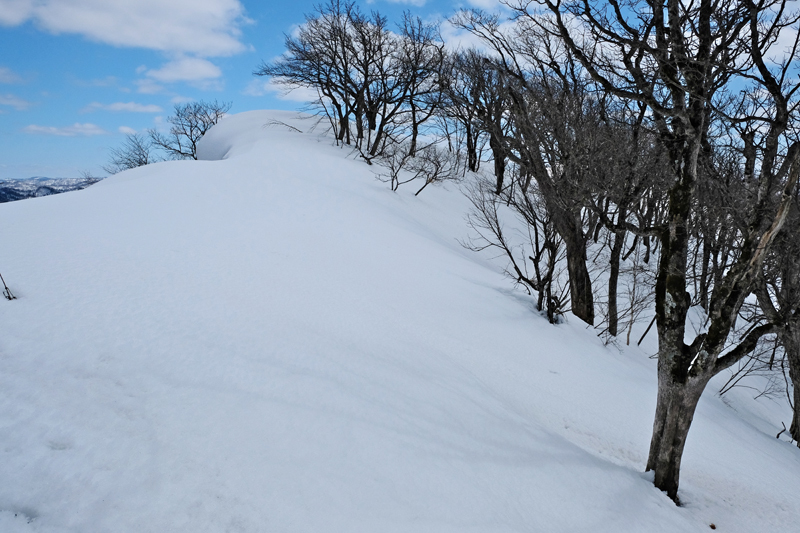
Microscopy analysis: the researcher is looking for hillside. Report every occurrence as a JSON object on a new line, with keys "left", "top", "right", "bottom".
{"left": 0, "top": 177, "right": 103, "bottom": 204}
{"left": 1, "top": 110, "right": 799, "bottom": 532}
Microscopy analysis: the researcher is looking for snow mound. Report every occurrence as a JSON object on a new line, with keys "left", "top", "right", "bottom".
{"left": 197, "top": 110, "right": 316, "bottom": 161}
{"left": 1, "top": 111, "right": 799, "bottom": 532}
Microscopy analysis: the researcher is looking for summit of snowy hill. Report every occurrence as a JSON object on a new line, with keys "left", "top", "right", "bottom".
{"left": 1, "top": 111, "right": 799, "bottom": 532}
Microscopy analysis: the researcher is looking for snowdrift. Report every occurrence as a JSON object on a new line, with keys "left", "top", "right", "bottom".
{"left": 1, "top": 110, "right": 799, "bottom": 532}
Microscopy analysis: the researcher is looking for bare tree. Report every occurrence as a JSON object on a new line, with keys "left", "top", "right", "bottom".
{"left": 454, "top": 11, "right": 613, "bottom": 326}
{"left": 754, "top": 196, "right": 800, "bottom": 443}
{"left": 464, "top": 177, "right": 568, "bottom": 323}
{"left": 103, "top": 133, "right": 158, "bottom": 175}
{"left": 536, "top": 0, "right": 800, "bottom": 501}
{"left": 437, "top": 50, "right": 486, "bottom": 173}
{"left": 255, "top": 1, "right": 447, "bottom": 161}
{"left": 396, "top": 12, "right": 446, "bottom": 157}
{"left": 255, "top": 0, "right": 357, "bottom": 143}
{"left": 440, "top": 48, "right": 509, "bottom": 191}
{"left": 149, "top": 100, "right": 231, "bottom": 160}
{"left": 375, "top": 139, "right": 461, "bottom": 194}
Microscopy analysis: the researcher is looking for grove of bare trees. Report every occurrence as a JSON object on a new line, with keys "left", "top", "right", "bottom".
{"left": 258, "top": 0, "right": 800, "bottom": 504}
{"left": 104, "top": 100, "right": 231, "bottom": 174}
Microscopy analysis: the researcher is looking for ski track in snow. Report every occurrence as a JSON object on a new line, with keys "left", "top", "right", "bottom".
{"left": 1, "top": 110, "right": 799, "bottom": 532}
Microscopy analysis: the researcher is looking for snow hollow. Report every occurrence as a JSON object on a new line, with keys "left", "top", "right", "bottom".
{"left": 1, "top": 110, "right": 799, "bottom": 532}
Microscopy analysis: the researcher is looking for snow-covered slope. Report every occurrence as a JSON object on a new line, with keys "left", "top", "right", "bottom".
{"left": 1, "top": 110, "right": 799, "bottom": 533}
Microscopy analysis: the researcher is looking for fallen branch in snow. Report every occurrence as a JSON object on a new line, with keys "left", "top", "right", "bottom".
{"left": 265, "top": 120, "right": 303, "bottom": 134}
{"left": 1, "top": 272, "right": 16, "bottom": 300}
{"left": 777, "top": 422, "right": 788, "bottom": 439}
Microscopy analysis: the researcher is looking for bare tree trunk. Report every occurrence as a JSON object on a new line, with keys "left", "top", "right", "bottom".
{"left": 466, "top": 128, "right": 478, "bottom": 172}
{"left": 646, "top": 368, "right": 707, "bottom": 502}
{"left": 370, "top": 124, "right": 385, "bottom": 156}
{"left": 354, "top": 104, "right": 365, "bottom": 146}
{"left": 489, "top": 133, "right": 506, "bottom": 194}
{"left": 782, "top": 325, "right": 800, "bottom": 444}
{"left": 699, "top": 240, "right": 711, "bottom": 311}
{"left": 608, "top": 210, "right": 626, "bottom": 336}
{"left": 409, "top": 103, "right": 419, "bottom": 157}
{"left": 564, "top": 236, "right": 594, "bottom": 325}
{"left": 553, "top": 210, "right": 594, "bottom": 325}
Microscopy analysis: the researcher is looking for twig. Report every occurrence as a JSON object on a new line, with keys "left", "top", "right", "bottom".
{"left": 265, "top": 120, "right": 303, "bottom": 134}
{"left": 777, "top": 421, "right": 788, "bottom": 439}
{"left": 638, "top": 314, "right": 657, "bottom": 346}
{"left": 0, "top": 272, "right": 16, "bottom": 300}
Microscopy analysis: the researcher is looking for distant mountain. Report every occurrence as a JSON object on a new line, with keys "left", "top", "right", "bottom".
{"left": 0, "top": 176, "right": 104, "bottom": 203}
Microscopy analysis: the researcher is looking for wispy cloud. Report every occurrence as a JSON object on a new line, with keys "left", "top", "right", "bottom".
{"left": 366, "top": 0, "right": 427, "bottom": 6}
{"left": 133, "top": 79, "right": 164, "bottom": 94}
{"left": 0, "top": 93, "right": 32, "bottom": 110}
{"left": 82, "top": 101, "right": 163, "bottom": 113}
{"left": 0, "top": 66, "right": 22, "bottom": 84}
{"left": 135, "top": 56, "right": 224, "bottom": 91}
{"left": 24, "top": 123, "right": 108, "bottom": 136}
{"left": 118, "top": 126, "right": 137, "bottom": 135}
{"left": 146, "top": 57, "right": 223, "bottom": 83}
{"left": 3, "top": 1, "right": 247, "bottom": 91}
{"left": 243, "top": 79, "right": 317, "bottom": 102}
{"left": 0, "top": 0, "right": 250, "bottom": 57}
{"left": 463, "top": 0, "right": 505, "bottom": 8}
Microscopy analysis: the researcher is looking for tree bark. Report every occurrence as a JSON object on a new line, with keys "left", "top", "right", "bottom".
{"left": 489, "top": 133, "right": 506, "bottom": 194}
{"left": 466, "top": 125, "right": 478, "bottom": 172}
{"left": 782, "top": 324, "right": 800, "bottom": 444}
{"left": 561, "top": 219, "right": 595, "bottom": 325}
{"left": 646, "top": 368, "right": 707, "bottom": 502}
{"left": 608, "top": 210, "right": 626, "bottom": 336}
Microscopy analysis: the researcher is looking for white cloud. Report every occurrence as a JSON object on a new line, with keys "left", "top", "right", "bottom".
{"left": 135, "top": 79, "right": 165, "bottom": 94}
{"left": 118, "top": 126, "right": 137, "bottom": 135}
{"left": 244, "top": 79, "right": 317, "bottom": 102}
{"left": 83, "top": 101, "right": 163, "bottom": 113}
{"left": 366, "top": 0, "right": 427, "bottom": 6}
{"left": 146, "top": 57, "right": 222, "bottom": 83}
{"left": 23, "top": 123, "right": 107, "bottom": 136}
{"left": 0, "top": 66, "right": 22, "bottom": 84}
{"left": 0, "top": 93, "right": 31, "bottom": 110}
{"left": 0, "top": 0, "right": 32, "bottom": 25}
{"left": 0, "top": 0, "right": 249, "bottom": 57}
{"left": 464, "top": 0, "right": 505, "bottom": 9}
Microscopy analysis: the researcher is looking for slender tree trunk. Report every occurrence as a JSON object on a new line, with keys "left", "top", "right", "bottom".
{"left": 489, "top": 133, "right": 505, "bottom": 194}
{"left": 354, "top": 105, "right": 364, "bottom": 146}
{"left": 782, "top": 324, "right": 800, "bottom": 444}
{"left": 410, "top": 103, "right": 419, "bottom": 157}
{"left": 563, "top": 230, "right": 594, "bottom": 325}
{"left": 699, "top": 240, "right": 711, "bottom": 311}
{"left": 466, "top": 129, "right": 478, "bottom": 172}
{"left": 370, "top": 123, "right": 385, "bottom": 156}
{"left": 608, "top": 210, "right": 627, "bottom": 336}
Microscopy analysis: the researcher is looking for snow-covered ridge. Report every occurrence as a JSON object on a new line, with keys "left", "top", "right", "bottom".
{"left": 0, "top": 111, "right": 798, "bottom": 532}
{"left": 0, "top": 176, "right": 103, "bottom": 204}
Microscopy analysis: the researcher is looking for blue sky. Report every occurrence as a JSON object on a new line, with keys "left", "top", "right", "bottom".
{"left": 0, "top": 0, "right": 500, "bottom": 179}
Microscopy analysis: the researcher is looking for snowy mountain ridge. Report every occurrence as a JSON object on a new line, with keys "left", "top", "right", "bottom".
{"left": 0, "top": 177, "right": 103, "bottom": 204}
{"left": 1, "top": 110, "right": 798, "bottom": 532}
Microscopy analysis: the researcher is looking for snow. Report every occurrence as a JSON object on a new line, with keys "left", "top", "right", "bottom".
{"left": 1, "top": 110, "right": 799, "bottom": 532}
